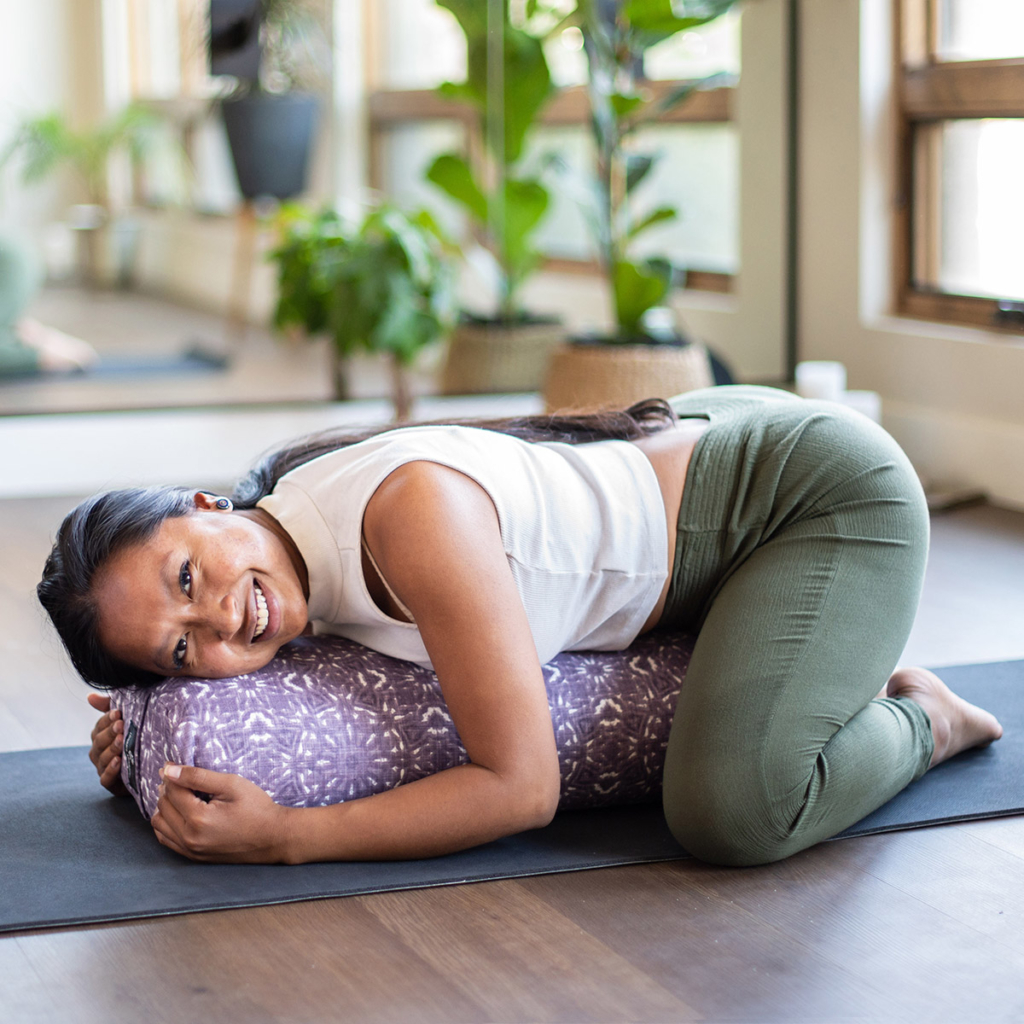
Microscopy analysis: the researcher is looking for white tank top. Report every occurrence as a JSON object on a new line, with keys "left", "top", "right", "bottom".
{"left": 257, "top": 425, "right": 668, "bottom": 670}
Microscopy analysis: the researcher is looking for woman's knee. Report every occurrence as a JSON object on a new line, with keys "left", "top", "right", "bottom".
{"left": 662, "top": 769, "right": 796, "bottom": 867}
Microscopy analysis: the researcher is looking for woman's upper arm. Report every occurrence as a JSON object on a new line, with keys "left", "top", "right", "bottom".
{"left": 362, "top": 461, "right": 560, "bottom": 810}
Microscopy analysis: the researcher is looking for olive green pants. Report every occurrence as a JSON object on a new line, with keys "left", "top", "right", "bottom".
{"left": 659, "top": 386, "right": 933, "bottom": 866}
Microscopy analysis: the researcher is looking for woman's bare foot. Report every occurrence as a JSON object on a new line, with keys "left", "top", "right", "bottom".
{"left": 887, "top": 666, "right": 1003, "bottom": 768}
{"left": 16, "top": 317, "right": 99, "bottom": 372}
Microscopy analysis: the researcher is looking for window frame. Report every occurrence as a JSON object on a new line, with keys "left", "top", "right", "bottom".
{"left": 365, "top": 10, "right": 737, "bottom": 295}
{"left": 894, "top": 0, "right": 1024, "bottom": 333}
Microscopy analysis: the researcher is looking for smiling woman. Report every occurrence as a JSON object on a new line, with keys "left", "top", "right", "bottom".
{"left": 37, "top": 388, "right": 1003, "bottom": 867}
{"left": 89, "top": 492, "right": 310, "bottom": 679}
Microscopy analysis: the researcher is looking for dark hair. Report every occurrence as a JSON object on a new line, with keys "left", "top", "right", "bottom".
{"left": 37, "top": 486, "right": 195, "bottom": 690}
{"left": 40, "top": 400, "right": 677, "bottom": 689}
{"left": 233, "top": 398, "right": 677, "bottom": 507}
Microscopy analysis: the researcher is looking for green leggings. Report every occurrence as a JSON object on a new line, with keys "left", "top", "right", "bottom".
{"left": 659, "top": 386, "right": 933, "bottom": 866}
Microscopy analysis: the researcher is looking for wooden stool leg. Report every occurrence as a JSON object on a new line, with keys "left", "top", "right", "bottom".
{"left": 226, "top": 200, "right": 258, "bottom": 350}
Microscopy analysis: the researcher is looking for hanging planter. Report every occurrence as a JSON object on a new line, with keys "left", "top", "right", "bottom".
{"left": 213, "top": 0, "right": 329, "bottom": 201}
{"left": 222, "top": 92, "right": 319, "bottom": 200}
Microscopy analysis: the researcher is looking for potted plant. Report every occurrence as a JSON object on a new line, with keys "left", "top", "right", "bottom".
{"left": 269, "top": 202, "right": 459, "bottom": 421}
{"left": 214, "top": 0, "right": 329, "bottom": 200}
{"left": 1, "top": 105, "right": 159, "bottom": 286}
{"left": 425, "top": 0, "right": 562, "bottom": 394}
{"left": 539, "top": 0, "right": 739, "bottom": 411}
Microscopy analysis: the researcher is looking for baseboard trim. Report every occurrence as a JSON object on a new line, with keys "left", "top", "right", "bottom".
{"left": 885, "top": 400, "right": 1024, "bottom": 512}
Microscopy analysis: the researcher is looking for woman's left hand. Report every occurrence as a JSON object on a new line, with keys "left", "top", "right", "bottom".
{"left": 151, "top": 764, "right": 291, "bottom": 863}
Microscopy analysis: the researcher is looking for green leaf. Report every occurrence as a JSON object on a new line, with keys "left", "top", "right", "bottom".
{"left": 626, "top": 153, "right": 657, "bottom": 194}
{"left": 626, "top": 205, "right": 676, "bottom": 241}
{"left": 438, "top": 2, "right": 555, "bottom": 164}
{"left": 610, "top": 92, "right": 646, "bottom": 119}
{"left": 371, "top": 207, "right": 430, "bottom": 287}
{"left": 436, "top": 0, "right": 489, "bottom": 39}
{"left": 425, "top": 153, "right": 489, "bottom": 223}
{"left": 643, "top": 81, "right": 697, "bottom": 123}
{"left": 613, "top": 259, "right": 671, "bottom": 336}
{"left": 623, "top": 0, "right": 733, "bottom": 35}
{"left": 501, "top": 176, "right": 550, "bottom": 301}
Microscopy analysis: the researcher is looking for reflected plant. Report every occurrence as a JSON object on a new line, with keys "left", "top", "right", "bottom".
{"left": 0, "top": 105, "right": 160, "bottom": 211}
{"left": 257, "top": 0, "right": 332, "bottom": 94}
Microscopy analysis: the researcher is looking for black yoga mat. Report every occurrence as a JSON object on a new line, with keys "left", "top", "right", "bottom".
{"left": 2, "top": 659, "right": 1022, "bottom": 934}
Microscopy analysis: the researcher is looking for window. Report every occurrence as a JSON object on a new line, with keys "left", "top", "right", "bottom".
{"left": 896, "top": 0, "right": 1024, "bottom": 331}
{"left": 104, "top": 0, "right": 243, "bottom": 212}
{"left": 366, "top": 0, "right": 740, "bottom": 293}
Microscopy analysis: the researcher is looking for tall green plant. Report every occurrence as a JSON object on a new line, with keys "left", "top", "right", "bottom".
{"left": 425, "top": 0, "right": 556, "bottom": 320}
{"left": 270, "top": 203, "right": 458, "bottom": 420}
{"left": 0, "top": 105, "right": 158, "bottom": 210}
{"left": 544, "top": 0, "right": 738, "bottom": 339}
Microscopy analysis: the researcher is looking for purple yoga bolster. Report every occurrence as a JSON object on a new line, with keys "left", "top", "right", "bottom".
{"left": 113, "top": 631, "right": 694, "bottom": 820}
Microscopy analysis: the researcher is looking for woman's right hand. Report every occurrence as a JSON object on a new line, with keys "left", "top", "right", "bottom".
{"left": 87, "top": 693, "right": 129, "bottom": 796}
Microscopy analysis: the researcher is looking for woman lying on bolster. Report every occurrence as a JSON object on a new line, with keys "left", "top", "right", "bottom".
{"left": 39, "top": 386, "right": 1002, "bottom": 867}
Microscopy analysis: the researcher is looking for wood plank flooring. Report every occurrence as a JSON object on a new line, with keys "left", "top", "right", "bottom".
{"left": 2, "top": 498, "right": 1023, "bottom": 1023}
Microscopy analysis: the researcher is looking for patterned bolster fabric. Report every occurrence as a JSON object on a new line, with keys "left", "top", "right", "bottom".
{"left": 113, "top": 631, "right": 694, "bottom": 820}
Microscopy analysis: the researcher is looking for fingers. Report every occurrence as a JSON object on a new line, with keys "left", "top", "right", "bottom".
{"left": 87, "top": 700, "right": 127, "bottom": 796}
{"left": 151, "top": 809, "right": 199, "bottom": 860}
{"left": 87, "top": 693, "right": 112, "bottom": 713}
{"left": 152, "top": 777, "right": 218, "bottom": 862}
{"left": 89, "top": 713, "right": 123, "bottom": 772}
{"left": 99, "top": 752, "right": 123, "bottom": 789}
{"left": 161, "top": 763, "right": 237, "bottom": 797}
{"left": 89, "top": 712, "right": 122, "bottom": 761}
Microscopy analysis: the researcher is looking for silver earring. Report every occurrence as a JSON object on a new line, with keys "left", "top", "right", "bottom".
{"left": 215, "top": 497, "right": 233, "bottom": 511}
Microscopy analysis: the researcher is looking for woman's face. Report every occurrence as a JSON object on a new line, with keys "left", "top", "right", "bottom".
{"left": 92, "top": 495, "right": 309, "bottom": 679}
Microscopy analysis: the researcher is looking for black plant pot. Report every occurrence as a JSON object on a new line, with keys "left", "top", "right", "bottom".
{"left": 222, "top": 92, "right": 319, "bottom": 200}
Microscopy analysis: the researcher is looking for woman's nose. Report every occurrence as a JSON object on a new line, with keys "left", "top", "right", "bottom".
{"left": 199, "top": 592, "right": 243, "bottom": 640}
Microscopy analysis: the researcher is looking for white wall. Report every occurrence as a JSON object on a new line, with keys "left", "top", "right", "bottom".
{"left": 0, "top": 0, "right": 105, "bottom": 244}
{"left": 798, "top": 0, "right": 1024, "bottom": 509}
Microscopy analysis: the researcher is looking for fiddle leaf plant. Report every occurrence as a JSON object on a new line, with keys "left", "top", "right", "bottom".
{"left": 539, "top": 0, "right": 739, "bottom": 339}
{"left": 425, "top": 0, "right": 556, "bottom": 320}
{"left": 270, "top": 203, "right": 458, "bottom": 420}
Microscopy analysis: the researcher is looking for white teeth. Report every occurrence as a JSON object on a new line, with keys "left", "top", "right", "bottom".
{"left": 253, "top": 580, "right": 269, "bottom": 639}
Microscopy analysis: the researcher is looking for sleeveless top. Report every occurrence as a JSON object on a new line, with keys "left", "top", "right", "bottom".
{"left": 257, "top": 424, "right": 668, "bottom": 670}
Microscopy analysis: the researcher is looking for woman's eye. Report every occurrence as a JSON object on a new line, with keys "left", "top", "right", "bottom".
{"left": 172, "top": 636, "right": 188, "bottom": 670}
{"left": 179, "top": 560, "right": 192, "bottom": 597}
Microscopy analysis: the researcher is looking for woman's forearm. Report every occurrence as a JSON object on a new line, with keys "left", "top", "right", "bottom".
{"left": 276, "top": 762, "right": 559, "bottom": 864}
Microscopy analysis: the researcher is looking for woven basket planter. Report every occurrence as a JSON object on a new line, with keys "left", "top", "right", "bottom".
{"left": 440, "top": 318, "right": 564, "bottom": 395}
{"left": 543, "top": 340, "right": 715, "bottom": 412}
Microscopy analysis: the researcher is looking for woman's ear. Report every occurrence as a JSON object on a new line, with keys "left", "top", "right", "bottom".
{"left": 193, "top": 492, "right": 232, "bottom": 512}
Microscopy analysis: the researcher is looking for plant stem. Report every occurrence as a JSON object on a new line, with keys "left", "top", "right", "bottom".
{"left": 389, "top": 353, "right": 412, "bottom": 423}
{"left": 486, "top": 0, "right": 508, "bottom": 313}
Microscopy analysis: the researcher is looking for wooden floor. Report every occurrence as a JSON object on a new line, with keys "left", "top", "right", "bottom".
{"left": 2, "top": 494, "right": 1023, "bottom": 1022}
